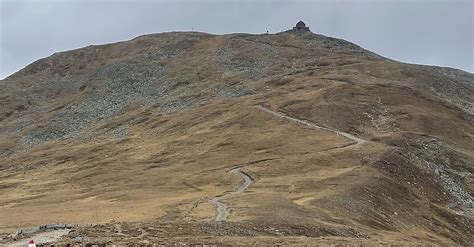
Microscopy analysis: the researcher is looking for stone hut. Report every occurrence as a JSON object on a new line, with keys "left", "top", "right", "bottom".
{"left": 293, "top": 21, "right": 310, "bottom": 32}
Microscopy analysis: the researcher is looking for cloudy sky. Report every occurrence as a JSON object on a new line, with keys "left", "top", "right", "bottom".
{"left": 1, "top": 0, "right": 473, "bottom": 79}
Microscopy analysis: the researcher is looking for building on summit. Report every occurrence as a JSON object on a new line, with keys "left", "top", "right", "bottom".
{"left": 293, "top": 21, "right": 310, "bottom": 32}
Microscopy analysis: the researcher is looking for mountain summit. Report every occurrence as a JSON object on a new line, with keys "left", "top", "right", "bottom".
{"left": 0, "top": 26, "right": 473, "bottom": 245}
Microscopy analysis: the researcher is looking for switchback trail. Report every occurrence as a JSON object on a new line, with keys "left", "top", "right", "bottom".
{"left": 209, "top": 105, "right": 366, "bottom": 222}
{"left": 209, "top": 168, "right": 252, "bottom": 221}
{"left": 256, "top": 105, "right": 366, "bottom": 144}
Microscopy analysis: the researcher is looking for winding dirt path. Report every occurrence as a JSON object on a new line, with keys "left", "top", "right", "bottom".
{"left": 209, "top": 167, "right": 252, "bottom": 221}
{"left": 209, "top": 105, "right": 366, "bottom": 222}
{"left": 256, "top": 105, "right": 366, "bottom": 144}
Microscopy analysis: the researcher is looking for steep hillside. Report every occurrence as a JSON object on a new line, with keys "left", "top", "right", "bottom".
{"left": 0, "top": 27, "right": 473, "bottom": 245}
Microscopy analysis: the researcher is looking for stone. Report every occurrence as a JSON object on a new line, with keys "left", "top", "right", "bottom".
{"left": 293, "top": 21, "right": 310, "bottom": 32}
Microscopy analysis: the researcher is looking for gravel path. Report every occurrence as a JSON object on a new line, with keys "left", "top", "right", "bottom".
{"left": 209, "top": 105, "right": 366, "bottom": 222}
{"left": 209, "top": 168, "right": 253, "bottom": 221}
{"left": 255, "top": 105, "right": 366, "bottom": 144}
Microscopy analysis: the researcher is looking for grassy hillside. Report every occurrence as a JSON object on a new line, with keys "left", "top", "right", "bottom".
{"left": 0, "top": 30, "right": 472, "bottom": 245}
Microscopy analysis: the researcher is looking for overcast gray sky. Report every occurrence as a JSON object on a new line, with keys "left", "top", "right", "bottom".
{"left": 1, "top": 0, "right": 473, "bottom": 79}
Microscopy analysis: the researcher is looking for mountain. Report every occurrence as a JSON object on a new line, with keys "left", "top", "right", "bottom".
{"left": 0, "top": 26, "right": 473, "bottom": 245}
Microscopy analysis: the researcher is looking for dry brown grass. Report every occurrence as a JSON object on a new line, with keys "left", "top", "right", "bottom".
{"left": 0, "top": 30, "right": 472, "bottom": 245}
